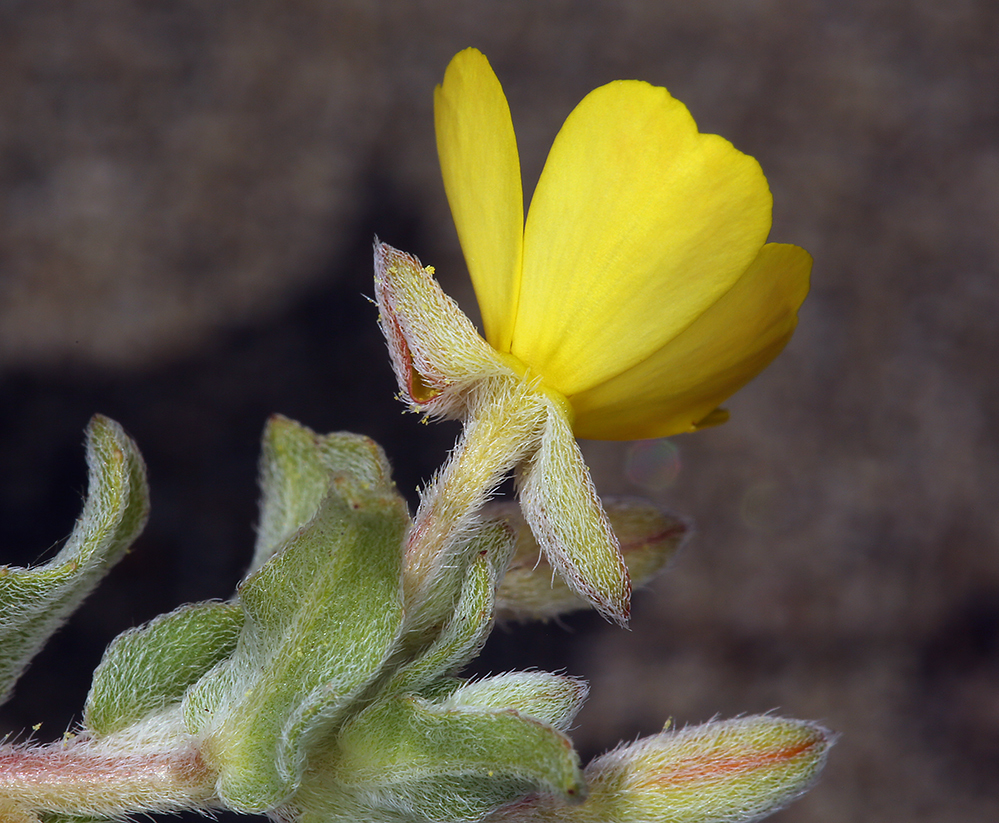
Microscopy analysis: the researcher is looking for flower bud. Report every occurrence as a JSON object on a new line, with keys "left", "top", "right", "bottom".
{"left": 490, "top": 499, "right": 688, "bottom": 621}
{"left": 574, "top": 716, "right": 833, "bottom": 823}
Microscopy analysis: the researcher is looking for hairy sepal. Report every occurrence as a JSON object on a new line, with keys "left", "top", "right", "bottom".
{"left": 374, "top": 241, "right": 510, "bottom": 420}
{"left": 517, "top": 404, "right": 631, "bottom": 625}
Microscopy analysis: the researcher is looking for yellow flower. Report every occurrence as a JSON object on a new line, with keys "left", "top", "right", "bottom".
{"left": 375, "top": 49, "right": 810, "bottom": 624}
{"left": 435, "top": 48, "right": 811, "bottom": 440}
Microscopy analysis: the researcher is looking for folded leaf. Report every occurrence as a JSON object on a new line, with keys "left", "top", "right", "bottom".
{"left": 250, "top": 414, "right": 396, "bottom": 575}
{"left": 390, "top": 523, "right": 514, "bottom": 695}
{"left": 0, "top": 415, "right": 149, "bottom": 705}
{"left": 84, "top": 600, "right": 243, "bottom": 736}
{"left": 307, "top": 695, "right": 584, "bottom": 823}
{"left": 185, "top": 466, "right": 408, "bottom": 812}
{"left": 442, "top": 672, "right": 588, "bottom": 733}
{"left": 556, "top": 716, "right": 833, "bottom": 823}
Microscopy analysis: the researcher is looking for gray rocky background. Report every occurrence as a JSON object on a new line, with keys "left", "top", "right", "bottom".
{"left": 1, "top": 2, "right": 996, "bottom": 821}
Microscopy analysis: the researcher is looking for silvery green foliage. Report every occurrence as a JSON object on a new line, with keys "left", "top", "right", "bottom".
{"left": 249, "top": 416, "right": 397, "bottom": 575}
{"left": 72, "top": 416, "right": 584, "bottom": 821}
{"left": 84, "top": 600, "right": 244, "bottom": 736}
{"left": 0, "top": 415, "right": 829, "bottom": 823}
{"left": 0, "top": 415, "right": 149, "bottom": 705}
{"left": 182, "top": 419, "right": 412, "bottom": 812}
{"left": 203, "top": 417, "right": 583, "bottom": 818}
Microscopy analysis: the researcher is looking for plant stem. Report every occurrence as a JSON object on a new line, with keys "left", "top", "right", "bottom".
{"left": 404, "top": 375, "right": 546, "bottom": 610}
{"left": 0, "top": 739, "right": 216, "bottom": 819}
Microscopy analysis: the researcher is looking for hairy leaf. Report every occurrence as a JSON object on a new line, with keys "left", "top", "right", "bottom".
{"left": 85, "top": 600, "right": 243, "bottom": 735}
{"left": 0, "top": 416, "right": 149, "bottom": 705}
{"left": 185, "top": 462, "right": 407, "bottom": 812}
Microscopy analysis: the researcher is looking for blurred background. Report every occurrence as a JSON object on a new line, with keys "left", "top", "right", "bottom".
{"left": 1, "top": 2, "right": 997, "bottom": 821}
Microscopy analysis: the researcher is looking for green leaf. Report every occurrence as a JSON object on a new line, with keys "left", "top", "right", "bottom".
{"left": 84, "top": 600, "right": 243, "bottom": 735}
{"left": 310, "top": 694, "right": 584, "bottom": 823}
{"left": 441, "top": 672, "right": 589, "bottom": 733}
{"left": 184, "top": 458, "right": 408, "bottom": 812}
{"left": 0, "top": 415, "right": 149, "bottom": 705}
{"left": 390, "top": 522, "right": 514, "bottom": 695}
{"left": 250, "top": 415, "right": 396, "bottom": 575}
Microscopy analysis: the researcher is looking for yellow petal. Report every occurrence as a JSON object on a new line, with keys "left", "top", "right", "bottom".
{"left": 569, "top": 243, "right": 811, "bottom": 440}
{"left": 435, "top": 48, "right": 524, "bottom": 352}
{"left": 513, "top": 80, "right": 773, "bottom": 396}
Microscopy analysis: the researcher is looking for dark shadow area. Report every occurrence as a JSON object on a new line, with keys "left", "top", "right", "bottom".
{"left": 0, "top": 167, "right": 453, "bottom": 738}
{"left": 918, "top": 589, "right": 999, "bottom": 793}
{"left": 0, "top": 163, "right": 607, "bottom": 822}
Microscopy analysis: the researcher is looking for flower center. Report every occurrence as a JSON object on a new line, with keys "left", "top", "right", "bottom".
{"left": 495, "top": 351, "right": 576, "bottom": 429}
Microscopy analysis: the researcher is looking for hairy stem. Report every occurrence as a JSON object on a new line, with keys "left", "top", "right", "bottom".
{"left": 0, "top": 739, "right": 217, "bottom": 819}
{"left": 404, "top": 376, "right": 546, "bottom": 610}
